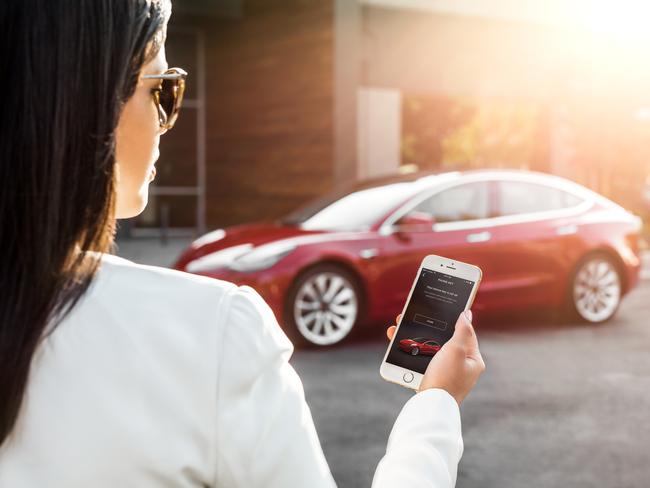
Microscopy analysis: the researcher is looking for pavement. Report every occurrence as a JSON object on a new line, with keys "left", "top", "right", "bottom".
{"left": 114, "top": 236, "right": 193, "bottom": 268}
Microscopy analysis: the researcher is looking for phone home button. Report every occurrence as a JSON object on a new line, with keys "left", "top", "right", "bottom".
{"left": 403, "top": 372, "right": 414, "bottom": 383}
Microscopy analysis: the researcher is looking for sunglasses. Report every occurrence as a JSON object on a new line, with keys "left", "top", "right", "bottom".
{"left": 142, "top": 67, "right": 188, "bottom": 131}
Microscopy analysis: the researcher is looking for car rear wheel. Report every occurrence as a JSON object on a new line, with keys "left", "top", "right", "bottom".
{"left": 410, "top": 347, "right": 419, "bottom": 356}
{"left": 570, "top": 254, "right": 622, "bottom": 323}
{"left": 287, "top": 265, "right": 362, "bottom": 346}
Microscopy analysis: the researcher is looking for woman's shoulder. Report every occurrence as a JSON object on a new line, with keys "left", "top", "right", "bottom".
{"left": 62, "top": 253, "right": 242, "bottom": 338}
{"left": 94, "top": 252, "right": 239, "bottom": 307}
{"left": 88, "top": 253, "right": 280, "bottom": 339}
{"left": 57, "top": 253, "right": 289, "bottom": 365}
{"left": 99, "top": 252, "right": 234, "bottom": 293}
{"left": 83, "top": 253, "right": 292, "bottom": 372}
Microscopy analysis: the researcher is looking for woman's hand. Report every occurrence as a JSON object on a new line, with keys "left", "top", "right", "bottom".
{"left": 386, "top": 311, "right": 485, "bottom": 405}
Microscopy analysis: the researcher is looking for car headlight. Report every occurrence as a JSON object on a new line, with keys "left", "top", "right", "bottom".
{"left": 227, "top": 242, "right": 296, "bottom": 272}
{"left": 186, "top": 244, "right": 253, "bottom": 273}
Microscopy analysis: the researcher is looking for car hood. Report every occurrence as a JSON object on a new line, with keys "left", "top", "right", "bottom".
{"left": 216, "top": 222, "right": 317, "bottom": 246}
{"left": 174, "top": 222, "right": 367, "bottom": 270}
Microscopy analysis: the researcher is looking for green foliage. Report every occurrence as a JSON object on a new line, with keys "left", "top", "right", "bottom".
{"left": 401, "top": 95, "right": 541, "bottom": 172}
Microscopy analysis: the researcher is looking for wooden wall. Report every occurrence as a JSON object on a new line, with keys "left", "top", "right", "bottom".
{"left": 174, "top": 0, "right": 335, "bottom": 229}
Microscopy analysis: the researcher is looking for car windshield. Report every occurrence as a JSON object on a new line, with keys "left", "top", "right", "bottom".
{"left": 281, "top": 181, "right": 418, "bottom": 231}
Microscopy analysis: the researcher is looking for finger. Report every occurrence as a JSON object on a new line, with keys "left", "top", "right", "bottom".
{"left": 386, "top": 325, "right": 396, "bottom": 340}
{"left": 395, "top": 314, "right": 402, "bottom": 324}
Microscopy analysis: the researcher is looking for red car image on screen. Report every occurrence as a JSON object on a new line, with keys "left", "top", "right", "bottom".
{"left": 174, "top": 169, "right": 642, "bottom": 347}
{"left": 399, "top": 338, "right": 441, "bottom": 356}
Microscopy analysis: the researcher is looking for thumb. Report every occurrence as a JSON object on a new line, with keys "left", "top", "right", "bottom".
{"left": 450, "top": 310, "right": 477, "bottom": 348}
{"left": 450, "top": 310, "right": 483, "bottom": 363}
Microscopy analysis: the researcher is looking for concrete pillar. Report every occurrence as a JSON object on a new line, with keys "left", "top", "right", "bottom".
{"left": 357, "top": 87, "right": 402, "bottom": 179}
{"left": 333, "top": 0, "right": 362, "bottom": 186}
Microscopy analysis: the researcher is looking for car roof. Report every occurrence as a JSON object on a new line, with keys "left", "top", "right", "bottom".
{"left": 361, "top": 168, "right": 616, "bottom": 208}
{"left": 357, "top": 168, "right": 586, "bottom": 191}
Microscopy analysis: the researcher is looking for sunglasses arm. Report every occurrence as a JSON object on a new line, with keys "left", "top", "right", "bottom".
{"left": 142, "top": 73, "right": 185, "bottom": 81}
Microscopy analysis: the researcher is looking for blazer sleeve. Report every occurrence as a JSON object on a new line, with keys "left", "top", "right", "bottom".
{"left": 371, "top": 389, "right": 464, "bottom": 488}
{"left": 212, "top": 286, "right": 336, "bottom": 488}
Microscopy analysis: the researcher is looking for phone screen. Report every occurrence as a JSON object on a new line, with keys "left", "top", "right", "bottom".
{"left": 385, "top": 267, "right": 476, "bottom": 374}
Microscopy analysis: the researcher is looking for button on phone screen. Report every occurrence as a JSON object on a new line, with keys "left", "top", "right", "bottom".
{"left": 386, "top": 268, "right": 475, "bottom": 375}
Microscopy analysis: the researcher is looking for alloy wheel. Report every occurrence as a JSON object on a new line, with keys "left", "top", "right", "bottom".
{"left": 293, "top": 271, "right": 359, "bottom": 346}
{"left": 572, "top": 257, "right": 621, "bottom": 323}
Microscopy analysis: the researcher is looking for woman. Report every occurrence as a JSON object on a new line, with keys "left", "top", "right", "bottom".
{"left": 0, "top": 1, "right": 485, "bottom": 486}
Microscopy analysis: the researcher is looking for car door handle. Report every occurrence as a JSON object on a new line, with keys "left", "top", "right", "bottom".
{"left": 466, "top": 231, "right": 491, "bottom": 243}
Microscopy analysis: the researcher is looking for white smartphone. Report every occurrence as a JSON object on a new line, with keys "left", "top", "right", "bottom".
{"left": 380, "top": 254, "right": 482, "bottom": 390}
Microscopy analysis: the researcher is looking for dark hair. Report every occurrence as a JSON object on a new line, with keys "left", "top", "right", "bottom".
{"left": 0, "top": 0, "right": 170, "bottom": 446}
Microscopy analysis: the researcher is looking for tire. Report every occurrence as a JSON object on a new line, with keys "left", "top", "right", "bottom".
{"left": 569, "top": 253, "right": 622, "bottom": 323}
{"left": 285, "top": 264, "right": 363, "bottom": 347}
{"left": 410, "top": 347, "right": 419, "bottom": 356}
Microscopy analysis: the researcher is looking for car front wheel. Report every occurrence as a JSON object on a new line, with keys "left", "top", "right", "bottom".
{"left": 570, "top": 254, "right": 622, "bottom": 323}
{"left": 286, "top": 265, "right": 362, "bottom": 346}
{"left": 410, "top": 347, "right": 419, "bottom": 356}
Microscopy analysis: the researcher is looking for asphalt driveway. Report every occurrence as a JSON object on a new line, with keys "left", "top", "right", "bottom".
{"left": 293, "top": 283, "right": 650, "bottom": 488}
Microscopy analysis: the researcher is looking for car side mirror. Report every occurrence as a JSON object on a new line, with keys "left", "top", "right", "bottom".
{"left": 394, "top": 212, "right": 436, "bottom": 234}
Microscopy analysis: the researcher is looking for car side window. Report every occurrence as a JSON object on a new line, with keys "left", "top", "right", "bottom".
{"left": 412, "top": 182, "right": 490, "bottom": 223}
{"left": 497, "top": 181, "right": 583, "bottom": 216}
{"left": 563, "top": 192, "right": 583, "bottom": 208}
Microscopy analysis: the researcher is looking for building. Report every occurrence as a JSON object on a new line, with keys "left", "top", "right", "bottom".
{"left": 128, "top": 0, "right": 650, "bottom": 237}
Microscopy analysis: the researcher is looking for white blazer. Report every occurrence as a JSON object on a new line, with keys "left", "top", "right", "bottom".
{"left": 0, "top": 254, "right": 463, "bottom": 487}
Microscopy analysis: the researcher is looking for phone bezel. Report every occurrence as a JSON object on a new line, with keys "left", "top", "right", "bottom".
{"left": 379, "top": 254, "right": 482, "bottom": 390}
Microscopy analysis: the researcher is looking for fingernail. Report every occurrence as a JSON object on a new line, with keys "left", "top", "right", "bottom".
{"left": 464, "top": 309, "right": 473, "bottom": 322}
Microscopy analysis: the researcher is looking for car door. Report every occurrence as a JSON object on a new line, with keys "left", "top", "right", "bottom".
{"left": 377, "top": 180, "right": 500, "bottom": 313}
{"left": 489, "top": 179, "right": 585, "bottom": 308}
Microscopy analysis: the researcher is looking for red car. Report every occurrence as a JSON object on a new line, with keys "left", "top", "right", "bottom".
{"left": 174, "top": 170, "right": 642, "bottom": 346}
{"left": 399, "top": 338, "right": 441, "bottom": 356}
